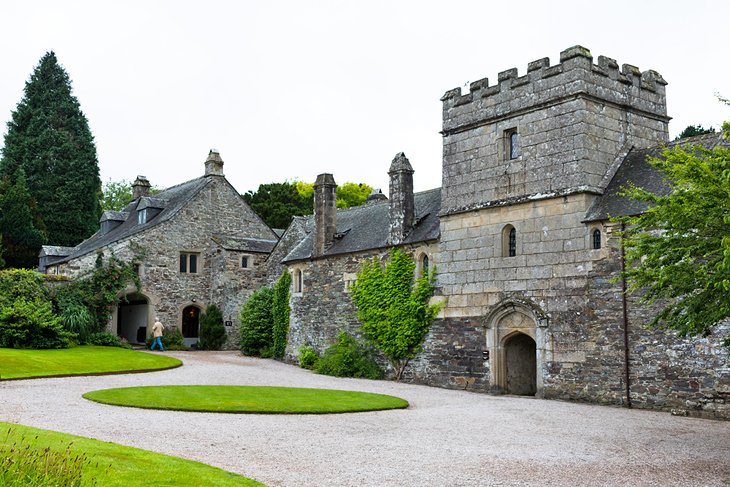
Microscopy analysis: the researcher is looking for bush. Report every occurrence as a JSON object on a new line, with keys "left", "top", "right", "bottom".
{"left": 60, "top": 303, "right": 95, "bottom": 342}
{"left": 86, "top": 331, "right": 131, "bottom": 348}
{"left": 0, "top": 298, "right": 74, "bottom": 349}
{"left": 0, "top": 269, "right": 49, "bottom": 308}
{"left": 239, "top": 287, "right": 274, "bottom": 356}
{"left": 298, "top": 345, "right": 319, "bottom": 370}
{"left": 314, "top": 332, "right": 384, "bottom": 380}
{"left": 198, "top": 304, "right": 227, "bottom": 350}
{"left": 144, "top": 326, "right": 189, "bottom": 351}
{"left": 271, "top": 271, "right": 292, "bottom": 358}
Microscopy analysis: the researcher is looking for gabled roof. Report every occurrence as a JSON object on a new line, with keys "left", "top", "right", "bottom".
{"left": 50, "top": 176, "right": 212, "bottom": 264}
{"left": 584, "top": 132, "right": 729, "bottom": 222}
{"left": 283, "top": 188, "right": 441, "bottom": 263}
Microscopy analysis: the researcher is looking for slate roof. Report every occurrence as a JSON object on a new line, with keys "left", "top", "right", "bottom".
{"left": 283, "top": 188, "right": 441, "bottom": 263}
{"left": 211, "top": 235, "right": 277, "bottom": 253}
{"left": 584, "top": 132, "right": 729, "bottom": 222}
{"left": 49, "top": 176, "right": 212, "bottom": 264}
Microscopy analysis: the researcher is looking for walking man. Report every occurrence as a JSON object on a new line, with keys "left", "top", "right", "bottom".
{"left": 150, "top": 317, "right": 164, "bottom": 351}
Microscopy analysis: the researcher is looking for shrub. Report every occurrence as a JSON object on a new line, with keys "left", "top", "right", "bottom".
{"left": 298, "top": 345, "right": 319, "bottom": 370}
{"left": 198, "top": 304, "right": 227, "bottom": 350}
{"left": 86, "top": 331, "right": 132, "bottom": 349}
{"left": 271, "top": 271, "right": 292, "bottom": 358}
{"left": 60, "top": 303, "right": 95, "bottom": 342}
{"left": 0, "top": 269, "right": 49, "bottom": 308}
{"left": 144, "top": 326, "right": 189, "bottom": 351}
{"left": 239, "top": 287, "right": 274, "bottom": 356}
{"left": 314, "top": 332, "right": 384, "bottom": 380}
{"left": 0, "top": 298, "right": 74, "bottom": 349}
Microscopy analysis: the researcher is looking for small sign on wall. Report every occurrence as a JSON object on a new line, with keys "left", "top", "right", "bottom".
{"left": 225, "top": 320, "right": 233, "bottom": 327}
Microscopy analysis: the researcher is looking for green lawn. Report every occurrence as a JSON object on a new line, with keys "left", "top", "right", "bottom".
{"left": 84, "top": 385, "right": 409, "bottom": 414}
{"left": 0, "top": 346, "right": 181, "bottom": 380}
{"left": 0, "top": 422, "right": 264, "bottom": 486}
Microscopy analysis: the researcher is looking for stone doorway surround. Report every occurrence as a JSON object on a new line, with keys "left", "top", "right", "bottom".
{"left": 181, "top": 304, "right": 202, "bottom": 347}
{"left": 110, "top": 291, "right": 157, "bottom": 344}
{"left": 484, "top": 299, "right": 548, "bottom": 397}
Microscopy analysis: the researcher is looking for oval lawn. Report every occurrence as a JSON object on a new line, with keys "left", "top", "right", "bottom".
{"left": 83, "top": 385, "right": 409, "bottom": 414}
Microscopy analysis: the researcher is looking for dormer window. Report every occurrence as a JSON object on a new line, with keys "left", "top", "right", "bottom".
{"left": 137, "top": 209, "right": 147, "bottom": 224}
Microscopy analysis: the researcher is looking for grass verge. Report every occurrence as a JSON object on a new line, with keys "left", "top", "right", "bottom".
{"left": 84, "top": 385, "right": 409, "bottom": 414}
{"left": 0, "top": 422, "right": 264, "bottom": 486}
{"left": 0, "top": 346, "right": 181, "bottom": 380}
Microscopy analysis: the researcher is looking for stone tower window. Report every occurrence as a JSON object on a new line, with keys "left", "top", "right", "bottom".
{"left": 592, "top": 229, "right": 602, "bottom": 250}
{"left": 180, "top": 252, "right": 199, "bottom": 273}
{"left": 506, "top": 129, "right": 520, "bottom": 160}
{"left": 502, "top": 225, "right": 517, "bottom": 257}
{"left": 293, "top": 268, "right": 303, "bottom": 294}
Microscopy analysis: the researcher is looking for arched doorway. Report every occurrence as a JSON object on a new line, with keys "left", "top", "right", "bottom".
{"left": 182, "top": 305, "right": 201, "bottom": 346}
{"left": 117, "top": 293, "right": 149, "bottom": 344}
{"left": 504, "top": 332, "right": 537, "bottom": 395}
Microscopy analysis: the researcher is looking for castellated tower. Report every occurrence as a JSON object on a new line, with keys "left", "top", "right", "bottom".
{"left": 440, "top": 45, "right": 669, "bottom": 214}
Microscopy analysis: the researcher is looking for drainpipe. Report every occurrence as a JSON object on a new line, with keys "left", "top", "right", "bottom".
{"left": 620, "top": 222, "right": 632, "bottom": 408}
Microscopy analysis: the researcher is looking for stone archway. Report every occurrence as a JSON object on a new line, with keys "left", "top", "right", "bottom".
{"left": 485, "top": 300, "right": 548, "bottom": 397}
{"left": 117, "top": 293, "right": 150, "bottom": 344}
{"left": 504, "top": 332, "right": 537, "bottom": 395}
{"left": 182, "top": 305, "right": 201, "bottom": 346}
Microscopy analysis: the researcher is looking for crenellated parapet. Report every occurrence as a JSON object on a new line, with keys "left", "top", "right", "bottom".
{"left": 441, "top": 45, "right": 668, "bottom": 134}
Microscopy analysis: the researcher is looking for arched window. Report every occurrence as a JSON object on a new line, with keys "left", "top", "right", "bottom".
{"left": 592, "top": 229, "right": 602, "bottom": 250}
{"left": 421, "top": 254, "right": 429, "bottom": 276}
{"left": 293, "top": 269, "right": 303, "bottom": 293}
{"left": 502, "top": 225, "right": 517, "bottom": 257}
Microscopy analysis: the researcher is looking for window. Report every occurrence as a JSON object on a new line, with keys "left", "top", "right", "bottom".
{"left": 241, "top": 256, "right": 250, "bottom": 268}
{"left": 502, "top": 225, "right": 517, "bottom": 257}
{"left": 293, "top": 269, "right": 303, "bottom": 293}
{"left": 180, "top": 252, "right": 199, "bottom": 273}
{"left": 505, "top": 129, "right": 520, "bottom": 160}
{"left": 137, "top": 209, "right": 147, "bottom": 224}
{"left": 592, "top": 229, "right": 602, "bottom": 249}
{"left": 420, "top": 254, "right": 430, "bottom": 277}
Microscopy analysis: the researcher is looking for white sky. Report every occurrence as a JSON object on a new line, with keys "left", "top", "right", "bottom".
{"left": 1, "top": 1, "right": 728, "bottom": 196}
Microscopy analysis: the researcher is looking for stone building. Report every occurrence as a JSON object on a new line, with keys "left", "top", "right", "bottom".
{"left": 39, "top": 150, "right": 278, "bottom": 348}
{"left": 280, "top": 46, "right": 729, "bottom": 419}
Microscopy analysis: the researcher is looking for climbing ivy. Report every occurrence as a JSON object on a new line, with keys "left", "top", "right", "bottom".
{"left": 271, "top": 270, "right": 292, "bottom": 358}
{"left": 350, "top": 249, "right": 442, "bottom": 380}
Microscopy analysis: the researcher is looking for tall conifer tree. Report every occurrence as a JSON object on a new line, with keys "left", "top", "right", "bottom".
{"left": 0, "top": 51, "right": 101, "bottom": 247}
{"left": 0, "top": 169, "right": 46, "bottom": 268}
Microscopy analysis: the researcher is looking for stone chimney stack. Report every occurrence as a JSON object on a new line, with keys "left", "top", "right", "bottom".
{"left": 132, "top": 175, "right": 151, "bottom": 200}
{"left": 205, "top": 149, "right": 224, "bottom": 176}
{"left": 366, "top": 188, "right": 388, "bottom": 204}
{"left": 388, "top": 152, "right": 414, "bottom": 245}
{"left": 313, "top": 173, "right": 337, "bottom": 257}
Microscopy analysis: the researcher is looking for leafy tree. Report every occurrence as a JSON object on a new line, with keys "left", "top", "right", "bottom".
{"left": 271, "top": 270, "right": 292, "bottom": 358}
{"left": 239, "top": 287, "right": 274, "bottom": 356}
{"left": 0, "top": 51, "right": 101, "bottom": 247}
{"left": 243, "top": 182, "right": 311, "bottom": 229}
{"left": 336, "top": 182, "right": 373, "bottom": 208}
{"left": 675, "top": 124, "right": 716, "bottom": 140}
{"left": 351, "top": 249, "right": 442, "bottom": 380}
{"left": 619, "top": 122, "right": 730, "bottom": 346}
{"left": 100, "top": 178, "right": 162, "bottom": 211}
{"left": 199, "top": 303, "right": 227, "bottom": 350}
{"left": 0, "top": 169, "right": 46, "bottom": 268}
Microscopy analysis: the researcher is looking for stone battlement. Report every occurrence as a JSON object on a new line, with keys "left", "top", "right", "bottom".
{"left": 442, "top": 45, "right": 668, "bottom": 134}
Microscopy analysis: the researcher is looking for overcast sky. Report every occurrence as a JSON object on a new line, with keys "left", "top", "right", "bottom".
{"left": 1, "top": 1, "right": 728, "bottom": 196}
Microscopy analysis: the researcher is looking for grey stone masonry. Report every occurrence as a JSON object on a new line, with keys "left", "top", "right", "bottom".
{"left": 204, "top": 149, "right": 224, "bottom": 176}
{"left": 388, "top": 152, "right": 415, "bottom": 245}
{"left": 132, "top": 175, "right": 151, "bottom": 199}
{"left": 313, "top": 173, "right": 337, "bottom": 257}
{"left": 440, "top": 45, "right": 670, "bottom": 216}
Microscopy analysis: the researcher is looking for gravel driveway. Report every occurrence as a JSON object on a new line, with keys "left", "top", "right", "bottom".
{"left": 1, "top": 351, "right": 728, "bottom": 486}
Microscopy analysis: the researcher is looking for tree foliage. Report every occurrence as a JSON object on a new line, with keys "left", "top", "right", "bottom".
{"left": 198, "top": 303, "right": 226, "bottom": 350}
{"left": 618, "top": 122, "right": 730, "bottom": 346}
{"left": 271, "top": 270, "right": 291, "bottom": 358}
{"left": 0, "top": 168, "right": 46, "bottom": 268}
{"left": 675, "top": 124, "right": 716, "bottom": 140}
{"left": 239, "top": 287, "right": 274, "bottom": 356}
{"left": 0, "top": 51, "right": 101, "bottom": 247}
{"left": 351, "top": 249, "right": 442, "bottom": 380}
{"left": 243, "top": 180, "right": 374, "bottom": 229}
